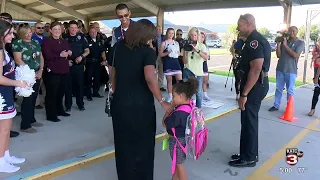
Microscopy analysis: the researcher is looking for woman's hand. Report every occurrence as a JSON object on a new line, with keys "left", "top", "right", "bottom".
{"left": 67, "top": 50, "right": 72, "bottom": 56}
{"left": 60, "top": 50, "right": 69, "bottom": 58}
{"left": 161, "top": 101, "right": 172, "bottom": 112}
{"left": 17, "top": 80, "right": 27, "bottom": 88}
{"left": 35, "top": 70, "right": 42, "bottom": 79}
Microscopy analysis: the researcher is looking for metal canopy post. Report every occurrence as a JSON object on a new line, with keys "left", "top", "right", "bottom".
{"left": 303, "top": 10, "right": 311, "bottom": 84}
{"left": 1, "top": 0, "right": 6, "bottom": 13}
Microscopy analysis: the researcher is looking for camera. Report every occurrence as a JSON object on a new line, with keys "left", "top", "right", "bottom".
{"left": 105, "top": 83, "right": 113, "bottom": 117}
{"left": 275, "top": 31, "right": 290, "bottom": 43}
{"left": 183, "top": 40, "right": 197, "bottom": 51}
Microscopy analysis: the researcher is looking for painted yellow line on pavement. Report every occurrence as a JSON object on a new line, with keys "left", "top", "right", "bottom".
{"left": 246, "top": 118, "right": 320, "bottom": 180}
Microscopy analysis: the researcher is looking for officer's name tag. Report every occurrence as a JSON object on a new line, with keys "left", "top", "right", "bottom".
{"left": 89, "top": 44, "right": 92, "bottom": 47}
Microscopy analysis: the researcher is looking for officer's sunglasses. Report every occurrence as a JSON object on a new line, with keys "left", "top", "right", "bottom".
{"left": 176, "top": 33, "right": 182, "bottom": 36}
{"left": 36, "top": 27, "right": 44, "bottom": 29}
{"left": 117, "top": 13, "right": 129, "bottom": 19}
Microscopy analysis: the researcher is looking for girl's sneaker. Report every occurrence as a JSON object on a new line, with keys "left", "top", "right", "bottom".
{"left": 0, "top": 159, "right": 20, "bottom": 173}
{"left": 5, "top": 155, "right": 25, "bottom": 164}
{"left": 203, "top": 94, "right": 211, "bottom": 101}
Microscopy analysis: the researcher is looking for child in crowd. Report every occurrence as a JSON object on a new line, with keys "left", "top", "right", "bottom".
{"left": 162, "top": 77, "right": 199, "bottom": 180}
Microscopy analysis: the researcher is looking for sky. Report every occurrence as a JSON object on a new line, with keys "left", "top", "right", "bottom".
{"left": 164, "top": 4, "right": 320, "bottom": 31}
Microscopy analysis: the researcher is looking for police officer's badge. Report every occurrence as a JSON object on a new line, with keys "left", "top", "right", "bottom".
{"left": 250, "top": 40, "right": 258, "bottom": 49}
{"left": 77, "top": 35, "right": 81, "bottom": 40}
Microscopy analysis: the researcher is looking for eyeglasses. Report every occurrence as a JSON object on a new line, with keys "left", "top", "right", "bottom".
{"left": 176, "top": 33, "right": 182, "bottom": 36}
{"left": 36, "top": 27, "right": 44, "bottom": 29}
{"left": 117, "top": 13, "right": 129, "bottom": 19}
{"left": 191, "top": 52, "right": 194, "bottom": 59}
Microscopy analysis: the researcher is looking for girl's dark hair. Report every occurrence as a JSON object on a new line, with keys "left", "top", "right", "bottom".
{"left": 173, "top": 77, "right": 199, "bottom": 99}
{"left": 165, "top": 28, "right": 175, "bottom": 40}
{"left": 0, "top": 20, "right": 13, "bottom": 49}
{"left": 125, "top": 19, "right": 156, "bottom": 49}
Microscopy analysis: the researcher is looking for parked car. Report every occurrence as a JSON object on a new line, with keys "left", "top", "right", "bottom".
{"left": 270, "top": 42, "right": 276, "bottom": 51}
{"left": 207, "top": 39, "right": 222, "bottom": 48}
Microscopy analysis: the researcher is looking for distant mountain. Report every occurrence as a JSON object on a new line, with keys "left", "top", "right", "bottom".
{"left": 194, "top": 24, "right": 230, "bottom": 33}
{"left": 100, "top": 17, "right": 174, "bottom": 29}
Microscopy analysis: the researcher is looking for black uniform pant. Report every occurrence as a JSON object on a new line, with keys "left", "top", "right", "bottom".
{"left": 239, "top": 77, "right": 269, "bottom": 161}
{"left": 44, "top": 72, "right": 67, "bottom": 120}
{"left": 21, "top": 79, "right": 40, "bottom": 130}
{"left": 85, "top": 61, "right": 101, "bottom": 98}
{"left": 65, "top": 65, "right": 84, "bottom": 109}
{"left": 112, "top": 104, "right": 156, "bottom": 180}
{"left": 233, "top": 68, "right": 241, "bottom": 95}
{"left": 311, "top": 86, "right": 320, "bottom": 109}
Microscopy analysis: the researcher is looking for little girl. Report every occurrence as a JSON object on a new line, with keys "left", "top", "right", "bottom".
{"left": 162, "top": 77, "right": 199, "bottom": 180}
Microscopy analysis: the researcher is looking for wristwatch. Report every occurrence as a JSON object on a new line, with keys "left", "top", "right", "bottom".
{"left": 159, "top": 97, "right": 165, "bottom": 104}
{"left": 240, "top": 94, "right": 247, "bottom": 97}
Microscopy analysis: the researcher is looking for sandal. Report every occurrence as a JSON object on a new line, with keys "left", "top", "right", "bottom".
{"left": 308, "top": 109, "right": 315, "bottom": 116}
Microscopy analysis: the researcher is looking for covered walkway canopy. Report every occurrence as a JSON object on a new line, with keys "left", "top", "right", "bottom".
{"left": 0, "top": 0, "right": 319, "bottom": 26}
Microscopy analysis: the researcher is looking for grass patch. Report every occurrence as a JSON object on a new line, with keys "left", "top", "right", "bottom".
{"left": 209, "top": 49, "right": 277, "bottom": 58}
{"left": 209, "top": 70, "right": 305, "bottom": 87}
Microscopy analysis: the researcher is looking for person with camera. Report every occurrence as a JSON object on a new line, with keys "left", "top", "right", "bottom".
{"left": 182, "top": 27, "right": 208, "bottom": 108}
{"left": 268, "top": 26, "right": 305, "bottom": 112}
{"left": 230, "top": 34, "right": 245, "bottom": 101}
{"left": 229, "top": 14, "right": 271, "bottom": 168}
{"left": 159, "top": 28, "right": 182, "bottom": 102}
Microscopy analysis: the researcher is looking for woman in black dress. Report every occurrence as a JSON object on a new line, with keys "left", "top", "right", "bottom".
{"left": 110, "top": 19, "right": 171, "bottom": 180}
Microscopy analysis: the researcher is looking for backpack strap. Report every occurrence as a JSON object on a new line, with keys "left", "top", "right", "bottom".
{"left": 171, "top": 128, "right": 187, "bottom": 175}
{"left": 174, "top": 100, "right": 195, "bottom": 113}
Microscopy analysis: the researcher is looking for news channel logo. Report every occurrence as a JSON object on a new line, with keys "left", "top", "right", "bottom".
{"left": 286, "top": 148, "right": 304, "bottom": 166}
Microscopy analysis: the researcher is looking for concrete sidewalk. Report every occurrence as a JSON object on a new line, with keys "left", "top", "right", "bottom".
{"left": 1, "top": 74, "right": 276, "bottom": 180}
{"left": 55, "top": 84, "right": 319, "bottom": 180}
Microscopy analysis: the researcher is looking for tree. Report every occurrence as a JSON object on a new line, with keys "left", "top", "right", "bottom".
{"left": 258, "top": 27, "right": 273, "bottom": 39}
{"left": 227, "top": 24, "right": 238, "bottom": 39}
{"left": 297, "top": 24, "right": 320, "bottom": 41}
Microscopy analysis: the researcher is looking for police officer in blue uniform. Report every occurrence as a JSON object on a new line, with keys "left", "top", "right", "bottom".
{"left": 229, "top": 14, "right": 271, "bottom": 167}
{"left": 85, "top": 26, "right": 107, "bottom": 100}
{"left": 63, "top": 20, "right": 90, "bottom": 111}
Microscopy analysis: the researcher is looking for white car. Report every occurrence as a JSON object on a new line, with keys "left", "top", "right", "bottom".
{"left": 206, "top": 39, "right": 222, "bottom": 48}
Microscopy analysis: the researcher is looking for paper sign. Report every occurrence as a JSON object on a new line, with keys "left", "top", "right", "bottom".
{"left": 162, "top": 137, "right": 169, "bottom": 151}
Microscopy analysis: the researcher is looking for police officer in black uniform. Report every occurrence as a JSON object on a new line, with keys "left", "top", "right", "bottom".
{"left": 85, "top": 26, "right": 107, "bottom": 100}
{"left": 228, "top": 14, "right": 271, "bottom": 167}
{"left": 63, "top": 20, "right": 90, "bottom": 111}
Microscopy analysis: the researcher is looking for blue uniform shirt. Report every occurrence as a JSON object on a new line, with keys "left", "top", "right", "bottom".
{"left": 239, "top": 30, "right": 271, "bottom": 84}
{"left": 31, "top": 33, "right": 45, "bottom": 46}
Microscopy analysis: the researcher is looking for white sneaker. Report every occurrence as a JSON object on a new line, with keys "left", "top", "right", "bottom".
{"left": 167, "top": 96, "right": 172, "bottom": 103}
{"left": 0, "top": 161, "right": 20, "bottom": 173}
{"left": 203, "top": 95, "right": 211, "bottom": 101}
{"left": 5, "top": 156, "right": 25, "bottom": 164}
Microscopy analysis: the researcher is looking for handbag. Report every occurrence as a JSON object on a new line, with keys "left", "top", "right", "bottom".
{"left": 105, "top": 45, "right": 117, "bottom": 116}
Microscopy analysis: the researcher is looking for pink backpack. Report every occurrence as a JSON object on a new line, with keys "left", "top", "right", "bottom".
{"left": 171, "top": 100, "right": 209, "bottom": 174}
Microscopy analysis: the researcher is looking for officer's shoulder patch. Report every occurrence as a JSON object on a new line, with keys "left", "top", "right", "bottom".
{"left": 250, "top": 40, "right": 258, "bottom": 49}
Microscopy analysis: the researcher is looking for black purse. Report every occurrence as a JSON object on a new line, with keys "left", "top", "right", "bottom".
{"left": 105, "top": 45, "right": 117, "bottom": 117}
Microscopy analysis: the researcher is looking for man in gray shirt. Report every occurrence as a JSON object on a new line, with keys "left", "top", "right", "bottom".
{"left": 269, "top": 26, "right": 305, "bottom": 111}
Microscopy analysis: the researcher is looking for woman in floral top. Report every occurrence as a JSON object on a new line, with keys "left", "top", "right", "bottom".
{"left": 12, "top": 24, "right": 44, "bottom": 134}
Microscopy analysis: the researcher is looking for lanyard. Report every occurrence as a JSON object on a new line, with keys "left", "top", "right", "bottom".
{"left": 121, "top": 28, "right": 125, "bottom": 40}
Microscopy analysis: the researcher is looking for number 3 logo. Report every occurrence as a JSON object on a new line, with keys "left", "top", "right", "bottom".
{"left": 286, "top": 154, "right": 298, "bottom": 165}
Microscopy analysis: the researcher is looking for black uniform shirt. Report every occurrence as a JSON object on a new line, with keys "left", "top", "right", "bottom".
{"left": 239, "top": 30, "right": 271, "bottom": 83}
{"left": 63, "top": 33, "right": 89, "bottom": 64}
{"left": 86, "top": 35, "right": 105, "bottom": 62}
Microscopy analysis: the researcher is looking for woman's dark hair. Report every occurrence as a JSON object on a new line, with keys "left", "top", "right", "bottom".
{"left": 173, "top": 77, "right": 199, "bottom": 99}
{"left": 165, "top": 28, "right": 175, "bottom": 40}
{"left": 125, "top": 19, "right": 156, "bottom": 49}
{"left": 0, "top": 20, "right": 13, "bottom": 49}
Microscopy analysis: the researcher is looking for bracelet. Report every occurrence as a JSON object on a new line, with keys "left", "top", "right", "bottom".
{"left": 159, "top": 97, "right": 165, "bottom": 104}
